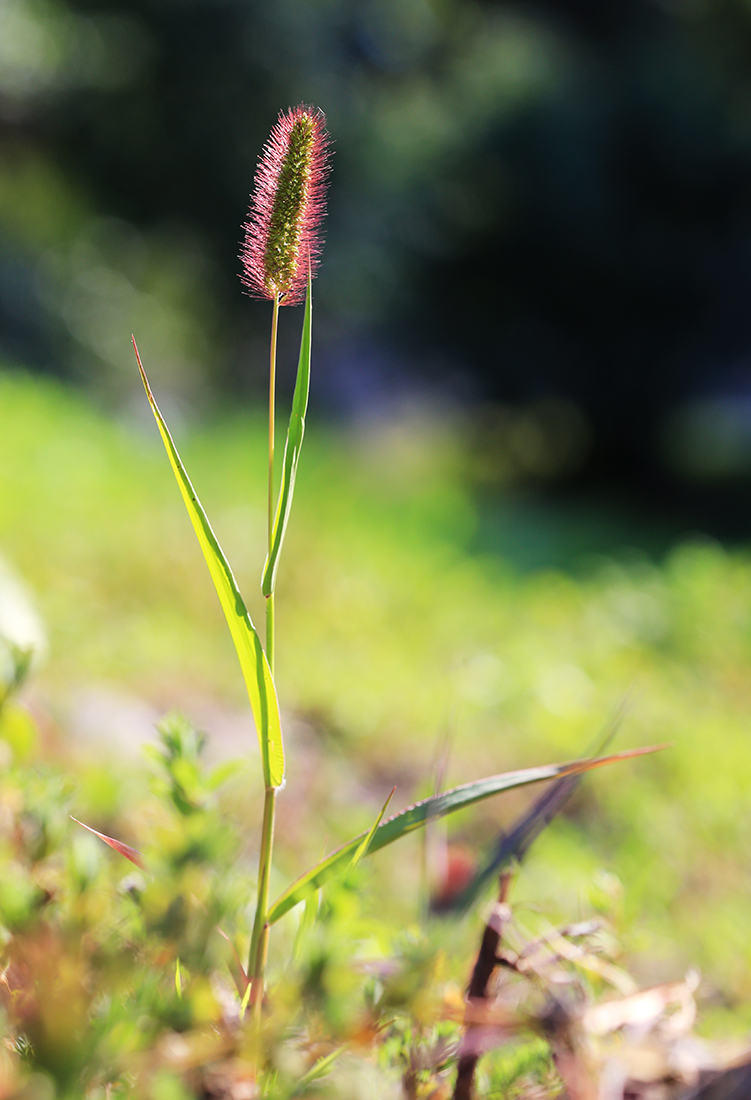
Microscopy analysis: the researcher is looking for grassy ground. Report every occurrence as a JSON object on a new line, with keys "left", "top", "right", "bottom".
{"left": 2, "top": 366, "right": 751, "bottom": 1034}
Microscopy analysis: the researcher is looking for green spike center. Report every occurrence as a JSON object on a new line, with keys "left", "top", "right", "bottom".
{"left": 263, "top": 113, "right": 315, "bottom": 299}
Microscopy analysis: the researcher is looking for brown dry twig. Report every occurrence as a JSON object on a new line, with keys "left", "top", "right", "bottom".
{"left": 452, "top": 871, "right": 515, "bottom": 1100}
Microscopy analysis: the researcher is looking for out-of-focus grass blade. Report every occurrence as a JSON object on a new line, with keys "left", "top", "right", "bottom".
{"left": 293, "top": 890, "right": 320, "bottom": 963}
{"left": 262, "top": 275, "right": 312, "bottom": 597}
{"left": 268, "top": 746, "right": 663, "bottom": 924}
{"left": 71, "top": 816, "right": 144, "bottom": 868}
{"left": 348, "top": 786, "right": 395, "bottom": 872}
{"left": 240, "top": 977, "right": 253, "bottom": 1019}
{"left": 459, "top": 772, "right": 582, "bottom": 914}
{"left": 133, "top": 339, "right": 284, "bottom": 789}
{"left": 216, "top": 926, "right": 249, "bottom": 998}
{"left": 287, "top": 1045, "right": 346, "bottom": 1097}
{"left": 451, "top": 703, "right": 631, "bottom": 913}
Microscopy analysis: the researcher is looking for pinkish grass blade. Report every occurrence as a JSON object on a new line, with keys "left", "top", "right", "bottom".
{"left": 71, "top": 816, "right": 144, "bottom": 869}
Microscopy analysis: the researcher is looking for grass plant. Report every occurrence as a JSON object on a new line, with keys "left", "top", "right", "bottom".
{"left": 129, "top": 107, "right": 648, "bottom": 1056}
{"left": 0, "top": 107, "right": 749, "bottom": 1097}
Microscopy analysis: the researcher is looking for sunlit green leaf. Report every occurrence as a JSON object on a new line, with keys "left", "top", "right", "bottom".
{"left": 133, "top": 339, "right": 284, "bottom": 788}
{"left": 268, "top": 746, "right": 663, "bottom": 923}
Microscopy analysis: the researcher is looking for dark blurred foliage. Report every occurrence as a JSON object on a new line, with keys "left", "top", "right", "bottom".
{"left": 6, "top": 0, "right": 751, "bottom": 512}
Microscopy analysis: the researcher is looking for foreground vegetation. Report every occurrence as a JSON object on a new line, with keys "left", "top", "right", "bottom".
{"left": 2, "top": 368, "right": 751, "bottom": 1095}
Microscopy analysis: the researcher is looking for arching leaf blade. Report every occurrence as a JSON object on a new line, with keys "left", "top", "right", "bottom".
{"left": 268, "top": 746, "right": 664, "bottom": 924}
{"left": 133, "top": 338, "right": 284, "bottom": 788}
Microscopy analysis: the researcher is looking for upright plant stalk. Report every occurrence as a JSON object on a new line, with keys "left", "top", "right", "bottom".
{"left": 247, "top": 292, "right": 280, "bottom": 1021}
{"left": 265, "top": 293, "right": 280, "bottom": 673}
{"left": 240, "top": 105, "right": 331, "bottom": 1016}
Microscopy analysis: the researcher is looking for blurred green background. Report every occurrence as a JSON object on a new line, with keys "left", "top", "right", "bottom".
{"left": 7, "top": 0, "right": 751, "bottom": 506}
{"left": 4, "top": 0, "right": 751, "bottom": 1030}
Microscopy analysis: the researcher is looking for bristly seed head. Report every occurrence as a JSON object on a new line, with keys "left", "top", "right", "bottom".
{"left": 240, "top": 105, "right": 331, "bottom": 306}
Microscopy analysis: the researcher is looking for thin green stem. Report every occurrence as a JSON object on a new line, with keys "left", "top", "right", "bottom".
{"left": 249, "top": 292, "right": 281, "bottom": 1030}
{"left": 265, "top": 594, "right": 275, "bottom": 681}
{"left": 266, "top": 293, "right": 280, "bottom": 673}
{"left": 249, "top": 784, "right": 276, "bottom": 1019}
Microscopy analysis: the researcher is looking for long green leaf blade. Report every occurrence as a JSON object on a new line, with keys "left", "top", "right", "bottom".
{"left": 133, "top": 339, "right": 284, "bottom": 788}
{"left": 268, "top": 746, "right": 664, "bottom": 923}
{"left": 262, "top": 275, "right": 312, "bottom": 597}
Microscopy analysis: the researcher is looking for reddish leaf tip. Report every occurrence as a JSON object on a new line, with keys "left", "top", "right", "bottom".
{"left": 70, "top": 816, "right": 145, "bottom": 869}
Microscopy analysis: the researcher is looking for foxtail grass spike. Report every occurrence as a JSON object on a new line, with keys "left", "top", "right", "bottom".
{"left": 241, "top": 105, "right": 331, "bottom": 305}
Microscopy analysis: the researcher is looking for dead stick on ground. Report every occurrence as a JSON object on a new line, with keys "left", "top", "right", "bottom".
{"left": 452, "top": 871, "right": 514, "bottom": 1100}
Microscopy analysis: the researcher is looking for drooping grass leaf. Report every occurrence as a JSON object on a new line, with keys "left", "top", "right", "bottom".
{"left": 262, "top": 274, "right": 312, "bottom": 597}
{"left": 71, "top": 816, "right": 144, "bottom": 868}
{"left": 133, "top": 339, "right": 284, "bottom": 789}
{"left": 268, "top": 746, "right": 664, "bottom": 924}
